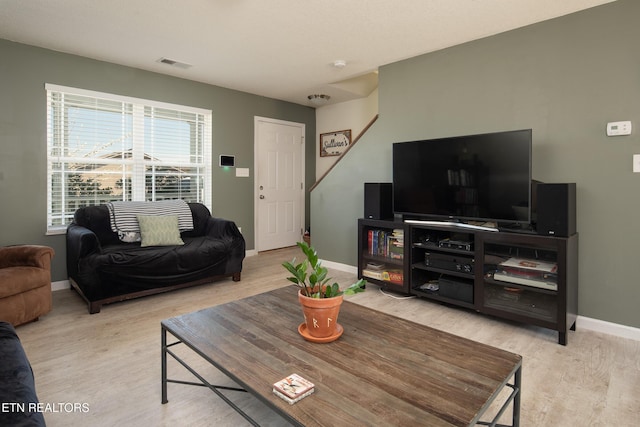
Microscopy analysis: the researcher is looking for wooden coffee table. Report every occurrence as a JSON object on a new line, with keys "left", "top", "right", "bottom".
{"left": 161, "top": 286, "right": 521, "bottom": 426}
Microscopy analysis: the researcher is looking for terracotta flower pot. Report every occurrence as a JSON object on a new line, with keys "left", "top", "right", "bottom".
{"left": 298, "top": 290, "right": 343, "bottom": 339}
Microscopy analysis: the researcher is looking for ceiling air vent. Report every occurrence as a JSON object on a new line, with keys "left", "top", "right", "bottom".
{"left": 157, "top": 57, "right": 192, "bottom": 69}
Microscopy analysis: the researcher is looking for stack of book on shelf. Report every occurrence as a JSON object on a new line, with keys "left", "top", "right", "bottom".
{"left": 272, "top": 374, "right": 314, "bottom": 404}
{"left": 362, "top": 261, "right": 385, "bottom": 280}
{"left": 382, "top": 269, "right": 403, "bottom": 284}
{"left": 493, "top": 257, "right": 558, "bottom": 291}
{"left": 362, "top": 262, "right": 403, "bottom": 284}
{"left": 367, "top": 228, "right": 404, "bottom": 259}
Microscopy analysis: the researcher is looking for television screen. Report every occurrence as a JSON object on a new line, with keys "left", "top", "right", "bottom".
{"left": 392, "top": 129, "right": 532, "bottom": 225}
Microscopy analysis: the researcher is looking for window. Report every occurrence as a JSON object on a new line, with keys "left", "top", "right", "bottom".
{"left": 46, "top": 84, "right": 212, "bottom": 232}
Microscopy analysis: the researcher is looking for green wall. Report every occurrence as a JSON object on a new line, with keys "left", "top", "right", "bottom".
{"left": 311, "top": 0, "right": 640, "bottom": 328}
{"left": 0, "top": 39, "right": 316, "bottom": 281}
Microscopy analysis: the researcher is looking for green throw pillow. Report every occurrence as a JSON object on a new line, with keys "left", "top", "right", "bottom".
{"left": 137, "top": 215, "right": 184, "bottom": 247}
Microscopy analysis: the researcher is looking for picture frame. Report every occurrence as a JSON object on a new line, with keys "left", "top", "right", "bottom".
{"left": 320, "top": 129, "right": 352, "bottom": 157}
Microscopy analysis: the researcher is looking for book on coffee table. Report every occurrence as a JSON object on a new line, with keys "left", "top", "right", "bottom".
{"left": 272, "top": 374, "right": 314, "bottom": 404}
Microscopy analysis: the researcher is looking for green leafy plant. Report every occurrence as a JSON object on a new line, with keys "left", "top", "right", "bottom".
{"left": 282, "top": 241, "right": 366, "bottom": 298}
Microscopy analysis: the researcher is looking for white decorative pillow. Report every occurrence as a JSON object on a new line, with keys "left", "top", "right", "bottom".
{"left": 137, "top": 215, "right": 184, "bottom": 247}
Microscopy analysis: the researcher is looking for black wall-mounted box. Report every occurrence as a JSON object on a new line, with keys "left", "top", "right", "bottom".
{"left": 219, "top": 155, "right": 235, "bottom": 167}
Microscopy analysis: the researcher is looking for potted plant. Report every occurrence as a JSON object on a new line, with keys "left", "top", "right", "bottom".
{"left": 282, "top": 241, "right": 365, "bottom": 342}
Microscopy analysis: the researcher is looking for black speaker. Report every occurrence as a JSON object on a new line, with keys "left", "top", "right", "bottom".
{"left": 536, "top": 183, "right": 576, "bottom": 237}
{"left": 364, "top": 183, "right": 393, "bottom": 220}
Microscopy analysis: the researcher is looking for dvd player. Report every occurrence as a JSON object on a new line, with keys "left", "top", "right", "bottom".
{"left": 425, "top": 252, "right": 474, "bottom": 274}
{"left": 438, "top": 238, "right": 473, "bottom": 251}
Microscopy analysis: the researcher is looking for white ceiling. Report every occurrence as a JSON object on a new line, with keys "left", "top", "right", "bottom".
{"left": 0, "top": 0, "right": 616, "bottom": 107}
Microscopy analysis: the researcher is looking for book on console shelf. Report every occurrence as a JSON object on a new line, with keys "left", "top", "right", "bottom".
{"left": 498, "top": 257, "right": 557, "bottom": 274}
{"left": 497, "top": 266, "right": 558, "bottom": 283}
{"left": 494, "top": 257, "right": 558, "bottom": 291}
{"left": 362, "top": 268, "right": 403, "bottom": 284}
{"left": 367, "top": 229, "right": 404, "bottom": 259}
{"left": 363, "top": 269, "right": 384, "bottom": 280}
{"left": 365, "top": 261, "right": 385, "bottom": 270}
{"left": 493, "top": 271, "right": 558, "bottom": 291}
{"left": 272, "top": 374, "right": 314, "bottom": 405}
{"left": 382, "top": 269, "right": 403, "bottom": 284}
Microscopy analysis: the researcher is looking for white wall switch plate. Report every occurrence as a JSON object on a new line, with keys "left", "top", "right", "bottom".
{"left": 633, "top": 155, "right": 640, "bottom": 173}
{"left": 607, "top": 121, "right": 632, "bottom": 136}
{"left": 235, "top": 168, "right": 250, "bottom": 177}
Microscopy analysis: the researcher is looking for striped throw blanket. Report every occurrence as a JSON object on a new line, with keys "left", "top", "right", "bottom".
{"left": 107, "top": 200, "right": 194, "bottom": 242}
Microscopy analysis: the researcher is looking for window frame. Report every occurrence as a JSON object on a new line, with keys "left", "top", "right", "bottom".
{"left": 45, "top": 84, "right": 212, "bottom": 234}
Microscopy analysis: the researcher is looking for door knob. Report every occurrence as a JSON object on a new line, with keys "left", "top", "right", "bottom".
{"left": 260, "top": 195, "right": 265, "bottom": 199}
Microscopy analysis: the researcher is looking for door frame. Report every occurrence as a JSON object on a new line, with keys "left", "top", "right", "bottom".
{"left": 253, "top": 116, "right": 306, "bottom": 252}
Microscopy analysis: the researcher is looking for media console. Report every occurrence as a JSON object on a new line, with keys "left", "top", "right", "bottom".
{"left": 358, "top": 218, "right": 578, "bottom": 345}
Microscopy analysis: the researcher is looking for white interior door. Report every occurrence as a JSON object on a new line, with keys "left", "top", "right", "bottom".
{"left": 255, "top": 117, "right": 305, "bottom": 251}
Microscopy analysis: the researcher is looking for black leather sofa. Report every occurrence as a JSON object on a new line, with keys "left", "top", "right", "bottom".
{"left": 66, "top": 202, "right": 245, "bottom": 314}
{"left": 0, "top": 321, "right": 46, "bottom": 427}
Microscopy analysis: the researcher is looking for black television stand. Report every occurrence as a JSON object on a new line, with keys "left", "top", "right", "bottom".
{"left": 357, "top": 217, "right": 578, "bottom": 345}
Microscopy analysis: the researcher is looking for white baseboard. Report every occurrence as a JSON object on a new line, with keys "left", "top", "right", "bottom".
{"left": 52, "top": 280, "right": 70, "bottom": 292}
{"left": 323, "top": 259, "right": 357, "bottom": 275}
{"left": 325, "top": 260, "right": 640, "bottom": 342}
{"left": 576, "top": 316, "right": 640, "bottom": 341}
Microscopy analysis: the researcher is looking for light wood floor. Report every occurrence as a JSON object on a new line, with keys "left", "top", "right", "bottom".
{"left": 15, "top": 247, "right": 640, "bottom": 426}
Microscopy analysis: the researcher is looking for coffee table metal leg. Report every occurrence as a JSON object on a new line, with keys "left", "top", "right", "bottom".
{"left": 476, "top": 362, "right": 521, "bottom": 427}
{"left": 161, "top": 325, "right": 260, "bottom": 426}
{"left": 512, "top": 365, "right": 521, "bottom": 427}
{"left": 161, "top": 325, "right": 168, "bottom": 404}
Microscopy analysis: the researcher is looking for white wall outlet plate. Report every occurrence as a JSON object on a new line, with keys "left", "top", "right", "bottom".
{"left": 633, "top": 154, "right": 640, "bottom": 173}
{"left": 607, "top": 121, "right": 632, "bottom": 136}
{"left": 235, "top": 168, "right": 250, "bottom": 177}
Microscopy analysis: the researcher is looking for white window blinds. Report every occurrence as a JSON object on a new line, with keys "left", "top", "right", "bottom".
{"left": 46, "top": 84, "right": 212, "bottom": 232}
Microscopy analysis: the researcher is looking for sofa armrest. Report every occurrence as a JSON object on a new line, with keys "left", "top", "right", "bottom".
{"left": 66, "top": 223, "right": 102, "bottom": 280}
{"left": 67, "top": 224, "right": 101, "bottom": 257}
{"left": 0, "top": 245, "right": 54, "bottom": 270}
{"left": 204, "top": 217, "right": 245, "bottom": 278}
{"left": 204, "top": 217, "right": 243, "bottom": 240}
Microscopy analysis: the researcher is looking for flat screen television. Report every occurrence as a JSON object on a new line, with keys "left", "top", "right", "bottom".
{"left": 392, "top": 129, "right": 532, "bottom": 226}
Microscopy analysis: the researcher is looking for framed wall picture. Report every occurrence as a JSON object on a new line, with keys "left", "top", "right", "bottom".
{"left": 320, "top": 129, "right": 352, "bottom": 157}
